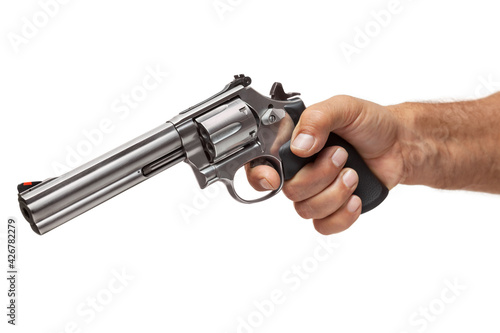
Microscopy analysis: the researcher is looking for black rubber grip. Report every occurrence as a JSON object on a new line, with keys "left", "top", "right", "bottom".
{"left": 279, "top": 134, "right": 388, "bottom": 213}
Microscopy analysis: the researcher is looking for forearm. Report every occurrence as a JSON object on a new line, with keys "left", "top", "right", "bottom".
{"left": 392, "top": 93, "right": 500, "bottom": 193}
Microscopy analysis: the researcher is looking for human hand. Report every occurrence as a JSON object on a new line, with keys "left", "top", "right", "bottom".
{"left": 246, "top": 95, "right": 404, "bottom": 234}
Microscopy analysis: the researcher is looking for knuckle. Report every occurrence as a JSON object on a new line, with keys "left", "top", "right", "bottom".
{"left": 336, "top": 209, "right": 359, "bottom": 232}
{"left": 337, "top": 217, "right": 354, "bottom": 233}
{"left": 298, "top": 109, "right": 329, "bottom": 134}
{"left": 317, "top": 162, "right": 336, "bottom": 180}
{"left": 330, "top": 94, "right": 358, "bottom": 107}
{"left": 326, "top": 184, "right": 350, "bottom": 206}
{"left": 313, "top": 216, "right": 352, "bottom": 235}
{"left": 313, "top": 220, "right": 331, "bottom": 235}
{"left": 304, "top": 108, "right": 330, "bottom": 122}
{"left": 328, "top": 95, "right": 364, "bottom": 123}
{"left": 294, "top": 201, "right": 312, "bottom": 219}
{"left": 282, "top": 182, "right": 302, "bottom": 202}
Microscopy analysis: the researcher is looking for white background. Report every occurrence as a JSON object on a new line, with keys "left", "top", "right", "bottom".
{"left": 1, "top": 0, "right": 500, "bottom": 332}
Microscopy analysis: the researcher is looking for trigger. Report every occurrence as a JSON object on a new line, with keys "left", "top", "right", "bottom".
{"left": 270, "top": 82, "right": 300, "bottom": 101}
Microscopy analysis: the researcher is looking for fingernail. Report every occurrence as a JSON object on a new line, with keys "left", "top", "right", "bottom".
{"left": 331, "top": 148, "right": 348, "bottom": 167}
{"left": 342, "top": 169, "right": 358, "bottom": 188}
{"left": 292, "top": 133, "right": 314, "bottom": 151}
{"left": 346, "top": 196, "right": 361, "bottom": 213}
{"left": 259, "top": 179, "right": 273, "bottom": 190}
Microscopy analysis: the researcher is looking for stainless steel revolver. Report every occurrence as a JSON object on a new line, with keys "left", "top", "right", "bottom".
{"left": 17, "top": 75, "right": 388, "bottom": 235}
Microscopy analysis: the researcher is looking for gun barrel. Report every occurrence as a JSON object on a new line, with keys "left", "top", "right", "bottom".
{"left": 18, "top": 122, "right": 185, "bottom": 235}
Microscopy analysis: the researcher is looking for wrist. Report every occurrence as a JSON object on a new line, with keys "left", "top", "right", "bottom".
{"left": 387, "top": 101, "right": 446, "bottom": 187}
{"left": 390, "top": 94, "right": 500, "bottom": 192}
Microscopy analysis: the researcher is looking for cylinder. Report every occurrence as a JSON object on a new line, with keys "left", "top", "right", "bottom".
{"left": 18, "top": 123, "right": 184, "bottom": 235}
{"left": 195, "top": 98, "right": 258, "bottom": 161}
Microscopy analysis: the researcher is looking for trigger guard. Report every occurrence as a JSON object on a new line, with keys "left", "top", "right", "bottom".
{"left": 222, "top": 179, "right": 282, "bottom": 204}
{"left": 249, "top": 157, "right": 275, "bottom": 169}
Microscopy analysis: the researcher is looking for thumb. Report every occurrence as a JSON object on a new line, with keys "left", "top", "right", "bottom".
{"left": 290, "top": 95, "right": 363, "bottom": 157}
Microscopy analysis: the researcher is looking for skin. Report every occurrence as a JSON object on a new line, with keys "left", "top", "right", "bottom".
{"left": 246, "top": 92, "right": 500, "bottom": 235}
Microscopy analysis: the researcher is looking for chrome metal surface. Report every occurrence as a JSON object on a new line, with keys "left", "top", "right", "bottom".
{"left": 195, "top": 98, "right": 257, "bottom": 162}
{"left": 172, "top": 83, "right": 296, "bottom": 203}
{"left": 261, "top": 107, "right": 285, "bottom": 126}
{"left": 19, "top": 75, "right": 304, "bottom": 234}
{"left": 19, "top": 123, "right": 183, "bottom": 234}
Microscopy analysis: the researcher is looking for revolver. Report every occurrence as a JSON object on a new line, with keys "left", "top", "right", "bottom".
{"left": 17, "top": 75, "right": 388, "bottom": 235}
